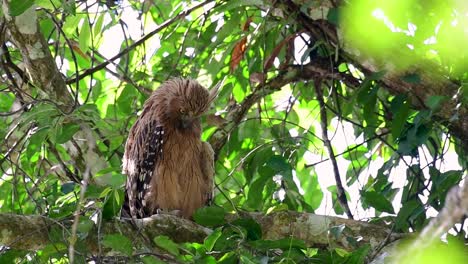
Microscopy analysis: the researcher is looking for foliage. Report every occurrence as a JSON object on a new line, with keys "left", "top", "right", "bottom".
{"left": 0, "top": 0, "right": 466, "bottom": 263}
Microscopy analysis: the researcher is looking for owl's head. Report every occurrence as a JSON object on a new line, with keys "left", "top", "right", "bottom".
{"left": 158, "top": 78, "right": 218, "bottom": 130}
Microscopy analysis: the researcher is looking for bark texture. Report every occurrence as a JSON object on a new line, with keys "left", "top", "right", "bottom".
{"left": 0, "top": 211, "right": 402, "bottom": 258}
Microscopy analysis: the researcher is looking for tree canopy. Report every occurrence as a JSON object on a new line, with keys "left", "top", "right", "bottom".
{"left": 0, "top": 0, "right": 466, "bottom": 263}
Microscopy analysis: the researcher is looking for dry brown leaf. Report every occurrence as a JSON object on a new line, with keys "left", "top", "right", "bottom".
{"left": 230, "top": 37, "right": 247, "bottom": 73}
{"left": 281, "top": 35, "right": 296, "bottom": 69}
{"left": 229, "top": 17, "right": 253, "bottom": 73}
{"left": 70, "top": 40, "right": 90, "bottom": 61}
{"left": 263, "top": 30, "right": 305, "bottom": 71}
{"left": 243, "top": 16, "right": 253, "bottom": 31}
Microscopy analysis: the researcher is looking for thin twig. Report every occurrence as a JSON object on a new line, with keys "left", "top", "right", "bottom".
{"left": 314, "top": 78, "right": 353, "bottom": 219}
{"left": 305, "top": 130, "right": 390, "bottom": 168}
{"left": 68, "top": 167, "right": 91, "bottom": 264}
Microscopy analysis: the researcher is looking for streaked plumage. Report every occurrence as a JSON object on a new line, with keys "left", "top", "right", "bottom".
{"left": 122, "top": 78, "right": 216, "bottom": 219}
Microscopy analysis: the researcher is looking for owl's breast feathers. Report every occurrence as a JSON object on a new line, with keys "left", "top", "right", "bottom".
{"left": 147, "top": 129, "right": 214, "bottom": 218}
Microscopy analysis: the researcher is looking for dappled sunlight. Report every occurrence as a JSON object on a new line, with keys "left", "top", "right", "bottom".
{"left": 342, "top": 0, "right": 468, "bottom": 76}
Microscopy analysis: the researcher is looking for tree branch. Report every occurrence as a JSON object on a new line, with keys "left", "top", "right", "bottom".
{"left": 1, "top": 4, "right": 73, "bottom": 110}
{"left": 1, "top": 4, "right": 112, "bottom": 182}
{"left": 0, "top": 212, "right": 402, "bottom": 257}
{"left": 314, "top": 79, "right": 354, "bottom": 219}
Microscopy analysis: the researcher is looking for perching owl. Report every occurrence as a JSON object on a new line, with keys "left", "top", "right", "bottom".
{"left": 121, "top": 78, "right": 217, "bottom": 219}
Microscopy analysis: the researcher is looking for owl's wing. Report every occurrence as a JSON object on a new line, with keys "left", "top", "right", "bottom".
{"left": 122, "top": 118, "right": 163, "bottom": 218}
{"left": 200, "top": 141, "right": 215, "bottom": 204}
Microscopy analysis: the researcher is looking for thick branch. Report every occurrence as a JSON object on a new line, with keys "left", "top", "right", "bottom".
{"left": 0, "top": 213, "right": 209, "bottom": 253}
{"left": 1, "top": 4, "right": 110, "bottom": 181}
{"left": 0, "top": 212, "right": 402, "bottom": 256}
{"left": 1, "top": 4, "right": 73, "bottom": 110}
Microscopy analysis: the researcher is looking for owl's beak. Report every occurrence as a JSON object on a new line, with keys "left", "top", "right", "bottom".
{"left": 180, "top": 115, "right": 193, "bottom": 128}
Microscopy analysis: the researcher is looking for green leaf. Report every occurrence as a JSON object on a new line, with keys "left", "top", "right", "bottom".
{"left": 140, "top": 256, "right": 167, "bottom": 264}
{"left": 109, "top": 135, "right": 124, "bottom": 151}
{"left": 244, "top": 147, "right": 274, "bottom": 182}
{"left": 102, "top": 234, "right": 133, "bottom": 256}
{"left": 36, "top": 0, "right": 62, "bottom": 10}
{"left": 117, "top": 84, "right": 137, "bottom": 115}
{"left": 85, "top": 184, "right": 107, "bottom": 199}
{"left": 245, "top": 173, "right": 269, "bottom": 210}
{"left": 396, "top": 199, "right": 422, "bottom": 230}
{"left": 63, "top": 15, "right": 82, "bottom": 35}
{"left": 265, "top": 155, "right": 292, "bottom": 173}
{"left": 437, "top": 170, "right": 463, "bottom": 192}
{"left": 247, "top": 155, "right": 293, "bottom": 210}
{"left": 95, "top": 168, "right": 126, "bottom": 188}
{"left": 328, "top": 186, "right": 344, "bottom": 215}
{"left": 230, "top": 218, "right": 262, "bottom": 241}
{"left": 193, "top": 206, "right": 226, "bottom": 227}
{"left": 198, "top": 256, "right": 217, "bottom": 264}
{"left": 204, "top": 228, "right": 222, "bottom": 251}
{"left": 79, "top": 19, "right": 91, "bottom": 54}
{"left": 218, "top": 252, "right": 237, "bottom": 264}
{"left": 215, "top": 0, "right": 264, "bottom": 13}
{"left": 93, "top": 13, "right": 106, "bottom": 39}
{"left": 335, "top": 248, "right": 350, "bottom": 257}
{"left": 26, "top": 126, "right": 50, "bottom": 158}
{"left": 361, "top": 190, "right": 395, "bottom": 214}
{"left": 346, "top": 157, "right": 369, "bottom": 185}
{"left": 391, "top": 94, "right": 410, "bottom": 139}
{"left": 0, "top": 92, "right": 15, "bottom": 112}
{"left": 327, "top": 8, "right": 340, "bottom": 25}
{"left": 76, "top": 217, "right": 95, "bottom": 240}
{"left": 239, "top": 255, "right": 257, "bottom": 264}
{"left": 55, "top": 123, "right": 80, "bottom": 144}
{"left": 8, "top": 0, "right": 34, "bottom": 16}
{"left": 20, "top": 103, "right": 59, "bottom": 125}
{"left": 39, "top": 243, "right": 67, "bottom": 262}
{"left": 425, "top": 95, "right": 447, "bottom": 111}
{"left": 102, "top": 189, "right": 124, "bottom": 220}
{"left": 296, "top": 165, "right": 323, "bottom": 210}
{"left": 111, "top": 173, "right": 126, "bottom": 188}
{"left": 347, "top": 245, "right": 370, "bottom": 263}
{"left": 141, "top": 255, "right": 166, "bottom": 264}
{"left": 154, "top": 236, "right": 179, "bottom": 256}
{"left": 61, "top": 182, "right": 76, "bottom": 194}
{"left": 0, "top": 249, "right": 28, "bottom": 263}
{"left": 63, "top": 0, "right": 76, "bottom": 15}
{"left": 77, "top": 217, "right": 94, "bottom": 235}
{"left": 429, "top": 169, "right": 463, "bottom": 210}
{"left": 342, "top": 145, "right": 368, "bottom": 160}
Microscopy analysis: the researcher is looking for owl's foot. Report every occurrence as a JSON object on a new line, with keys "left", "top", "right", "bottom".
{"left": 156, "top": 208, "right": 182, "bottom": 217}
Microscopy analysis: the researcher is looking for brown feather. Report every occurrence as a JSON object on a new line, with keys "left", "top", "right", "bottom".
{"left": 122, "top": 78, "right": 215, "bottom": 219}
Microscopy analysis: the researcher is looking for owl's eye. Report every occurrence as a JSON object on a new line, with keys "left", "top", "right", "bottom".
{"left": 179, "top": 108, "right": 186, "bottom": 114}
